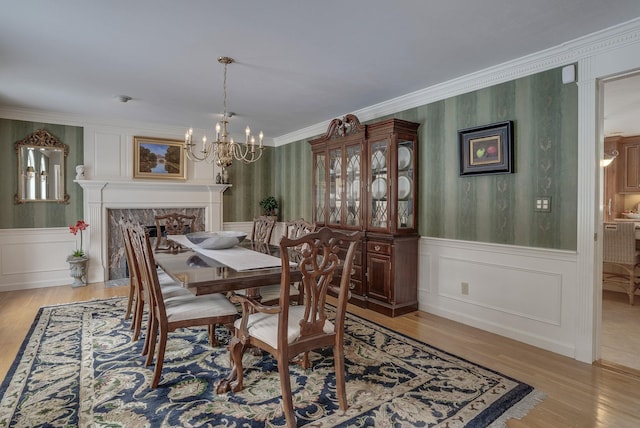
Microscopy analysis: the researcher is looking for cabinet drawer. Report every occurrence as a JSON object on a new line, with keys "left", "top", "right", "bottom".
{"left": 367, "top": 241, "right": 392, "bottom": 255}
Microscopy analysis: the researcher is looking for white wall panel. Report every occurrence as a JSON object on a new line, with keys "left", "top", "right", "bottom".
{"left": 419, "top": 237, "right": 577, "bottom": 358}
{"left": 0, "top": 228, "right": 75, "bottom": 291}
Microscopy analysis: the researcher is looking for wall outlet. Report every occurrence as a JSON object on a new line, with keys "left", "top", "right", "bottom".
{"left": 461, "top": 282, "right": 469, "bottom": 295}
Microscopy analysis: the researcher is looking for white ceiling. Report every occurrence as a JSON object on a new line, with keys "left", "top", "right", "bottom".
{"left": 1, "top": 0, "right": 640, "bottom": 143}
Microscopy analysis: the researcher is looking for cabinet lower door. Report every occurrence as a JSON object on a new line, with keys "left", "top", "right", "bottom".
{"left": 366, "top": 254, "right": 392, "bottom": 303}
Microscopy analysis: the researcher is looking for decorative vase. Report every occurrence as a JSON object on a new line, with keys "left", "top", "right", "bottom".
{"left": 67, "top": 255, "right": 89, "bottom": 287}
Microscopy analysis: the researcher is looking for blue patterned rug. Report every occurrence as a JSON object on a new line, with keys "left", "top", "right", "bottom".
{"left": 0, "top": 298, "right": 543, "bottom": 427}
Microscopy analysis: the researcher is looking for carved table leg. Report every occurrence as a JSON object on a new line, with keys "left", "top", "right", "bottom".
{"left": 215, "top": 335, "right": 247, "bottom": 394}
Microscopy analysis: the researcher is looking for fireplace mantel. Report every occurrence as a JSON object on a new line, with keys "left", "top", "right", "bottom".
{"left": 76, "top": 179, "right": 230, "bottom": 283}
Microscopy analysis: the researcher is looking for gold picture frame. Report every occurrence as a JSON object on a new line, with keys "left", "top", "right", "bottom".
{"left": 133, "top": 136, "right": 186, "bottom": 180}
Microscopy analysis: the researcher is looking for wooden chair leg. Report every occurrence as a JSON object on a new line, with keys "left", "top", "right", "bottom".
{"left": 141, "top": 310, "right": 153, "bottom": 356}
{"left": 132, "top": 293, "right": 145, "bottom": 341}
{"left": 333, "top": 345, "right": 348, "bottom": 411}
{"left": 151, "top": 328, "right": 168, "bottom": 388}
{"left": 125, "top": 281, "right": 134, "bottom": 320}
{"left": 208, "top": 324, "right": 220, "bottom": 347}
{"left": 277, "top": 357, "right": 296, "bottom": 426}
{"left": 145, "top": 316, "right": 158, "bottom": 366}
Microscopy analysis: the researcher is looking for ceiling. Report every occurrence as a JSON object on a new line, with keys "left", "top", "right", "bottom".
{"left": 1, "top": 0, "right": 640, "bottom": 144}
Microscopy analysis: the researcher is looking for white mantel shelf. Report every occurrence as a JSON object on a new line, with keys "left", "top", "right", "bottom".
{"left": 75, "top": 179, "right": 231, "bottom": 193}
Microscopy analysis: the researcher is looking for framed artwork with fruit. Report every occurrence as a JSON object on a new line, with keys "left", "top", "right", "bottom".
{"left": 459, "top": 121, "right": 514, "bottom": 176}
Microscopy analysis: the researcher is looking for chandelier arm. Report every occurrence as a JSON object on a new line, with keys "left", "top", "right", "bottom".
{"left": 231, "top": 142, "right": 264, "bottom": 164}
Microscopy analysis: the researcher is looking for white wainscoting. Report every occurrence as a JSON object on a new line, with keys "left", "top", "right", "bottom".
{"left": 0, "top": 228, "right": 78, "bottom": 291}
{"left": 419, "top": 237, "right": 579, "bottom": 358}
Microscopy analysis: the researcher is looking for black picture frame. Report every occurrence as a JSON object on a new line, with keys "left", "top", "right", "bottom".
{"left": 459, "top": 121, "right": 514, "bottom": 176}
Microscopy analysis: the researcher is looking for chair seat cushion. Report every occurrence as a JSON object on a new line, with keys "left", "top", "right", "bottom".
{"left": 234, "top": 305, "right": 334, "bottom": 349}
{"left": 166, "top": 293, "right": 238, "bottom": 322}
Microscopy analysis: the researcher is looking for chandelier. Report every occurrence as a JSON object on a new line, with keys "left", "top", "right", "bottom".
{"left": 184, "top": 56, "right": 264, "bottom": 167}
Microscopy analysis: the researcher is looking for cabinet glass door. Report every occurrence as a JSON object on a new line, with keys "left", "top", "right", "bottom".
{"left": 314, "top": 152, "right": 326, "bottom": 224}
{"left": 369, "top": 139, "right": 389, "bottom": 229}
{"left": 345, "top": 145, "right": 361, "bottom": 226}
{"left": 397, "top": 139, "right": 415, "bottom": 229}
{"left": 329, "top": 148, "right": 343, "bottom": 225}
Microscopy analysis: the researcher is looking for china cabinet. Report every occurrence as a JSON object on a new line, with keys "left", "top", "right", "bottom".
{"left": 309, "top": 115, "right": 419, "bottom": 316}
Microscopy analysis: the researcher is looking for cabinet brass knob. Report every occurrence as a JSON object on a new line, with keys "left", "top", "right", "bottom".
{"left": 374, "top": 245, "right": 381, "bottom": 251}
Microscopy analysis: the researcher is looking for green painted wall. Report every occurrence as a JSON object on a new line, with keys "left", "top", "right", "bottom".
{"left": 0, "top": 119, "right": 84, "bottom": 229}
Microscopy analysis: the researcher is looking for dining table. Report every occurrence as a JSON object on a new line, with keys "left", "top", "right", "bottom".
{"left": 153, "top": 235, "right": 301, "bottom": 297}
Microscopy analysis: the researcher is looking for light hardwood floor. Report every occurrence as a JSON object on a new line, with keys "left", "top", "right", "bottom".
{"left": 1, "top": 283, "right": 640, "bottom": 427}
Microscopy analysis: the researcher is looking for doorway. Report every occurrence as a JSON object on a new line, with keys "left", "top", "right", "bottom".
{"left": 599, "top": 70, "right": 640, "bottom": 372}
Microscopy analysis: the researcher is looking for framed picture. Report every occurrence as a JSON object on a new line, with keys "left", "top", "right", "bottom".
{"left": 133, "top": 136, "right": 187, "bottom": 180}
{"left": 459, "top": 121, "right": 514, "bottom": 176}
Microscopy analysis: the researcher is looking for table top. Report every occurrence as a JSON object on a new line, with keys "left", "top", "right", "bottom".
{"left": 154, "top": 240, "right": 299, "bottom": 296}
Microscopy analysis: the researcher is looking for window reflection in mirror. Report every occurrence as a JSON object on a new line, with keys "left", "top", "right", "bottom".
{"left": 15, "top": 129, "right": 69, "bottom": 204}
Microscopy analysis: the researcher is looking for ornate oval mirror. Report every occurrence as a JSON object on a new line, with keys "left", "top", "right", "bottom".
{"left": 15, "top": 129, "right": 69, "bottom": 204}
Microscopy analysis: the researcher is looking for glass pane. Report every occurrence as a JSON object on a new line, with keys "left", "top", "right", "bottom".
{"left": 314, "top": 154, "right": 326, "bottom": 223}
{"left": 345, "top": 145, "right": 361, "bottom": 226}
{"left": 370, "top": 140, "right": 388, "bottom": 228}
{"left": 329, "top": 149, "right": 342, "bottom": 224}
{"left": 398, "top": 140, "right": 414, "bottom": 229}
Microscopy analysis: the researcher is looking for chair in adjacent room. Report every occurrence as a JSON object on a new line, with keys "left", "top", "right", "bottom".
{"left": 129, "top": 221, "right": 238, "bottom": 388}
{"left": 153, "top": 213, "right": 197, "bottom": 251}
{"left": 217, "top": 227, "right": 361, "bottom": 427}
{"left": 258, "top": 218, "right": 317, "bottom": 306}
{"left": 602, "top": 222, "right": 640, "bottom": 305}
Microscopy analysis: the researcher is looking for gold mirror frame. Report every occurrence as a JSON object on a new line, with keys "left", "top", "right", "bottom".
{"left": 14, "top": 129, "right": 69, "bottom": 204}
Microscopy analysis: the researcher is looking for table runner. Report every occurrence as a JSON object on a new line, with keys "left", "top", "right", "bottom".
{"left": 167, "top": 235, "right": 283, "bottom": 271}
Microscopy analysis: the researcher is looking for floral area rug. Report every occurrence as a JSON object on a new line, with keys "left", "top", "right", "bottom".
{"left": 0, "top": 298, "right": 543, "bottom": 427}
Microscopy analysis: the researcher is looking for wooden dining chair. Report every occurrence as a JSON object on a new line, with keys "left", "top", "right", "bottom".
{"left": 258, "top": 218, "right": 317, "bottom": 306}
{"left": 119, "top": 218, "right": 193, "bottom": 343}
{"left": 251, "top": 215, "right": 277, "bottom": 244}
{"left": 217, "top": 227, "right": 361, "bottom": 427}
{"left": 154, "top": 213, "right": 197, "bottom": 250}
{"left": 128, "top": 221, "right": 238, "bottom": 388}
{"left": 602, "top": 222, "right": 640, "bottom": 305}
{"left": 119, "top": 218, "right": 202, "bottom": 346}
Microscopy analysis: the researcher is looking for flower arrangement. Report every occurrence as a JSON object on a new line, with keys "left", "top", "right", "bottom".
{"left": 69, "top": 220, "right": 89, "bottom": 257}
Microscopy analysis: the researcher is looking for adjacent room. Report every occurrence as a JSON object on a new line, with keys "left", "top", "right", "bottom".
{"left": 2, "top": 2, "right": 640, "bottom": 427}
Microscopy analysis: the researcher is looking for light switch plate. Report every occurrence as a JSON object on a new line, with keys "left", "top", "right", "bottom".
{"left": 535, "top": 196, "right": 551, "bottom": 212}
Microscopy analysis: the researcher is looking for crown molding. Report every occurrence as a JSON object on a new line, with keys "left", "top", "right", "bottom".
{"left": 274, "top": 17, "right": 640, "bottom": 146}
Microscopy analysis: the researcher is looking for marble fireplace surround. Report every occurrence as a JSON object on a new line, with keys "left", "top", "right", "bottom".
{"left": 76, "top": 180, "right": 229, "bottom": 283}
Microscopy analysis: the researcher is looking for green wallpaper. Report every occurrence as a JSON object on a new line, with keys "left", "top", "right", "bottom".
{"left": 0, "top": 119, "right": 84, "bottom": 229}
{"left": 222, "top": 147, "right": 276, "bottom": 221}
{"left": 421, "top": 67, "right": 578, "bottom": 250}
{"left": 274, "top": 141, "right": 313, "bottom": 222}
{"left": 1, "top": 67, "right": 578, "bottom": 251}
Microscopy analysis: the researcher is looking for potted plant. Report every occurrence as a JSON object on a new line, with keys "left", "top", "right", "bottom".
{"left": 259, "top": 196, "right": 279, "bottom": 218}
{"left": 67, "top": 220, "right": 89, "bottom": 287}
